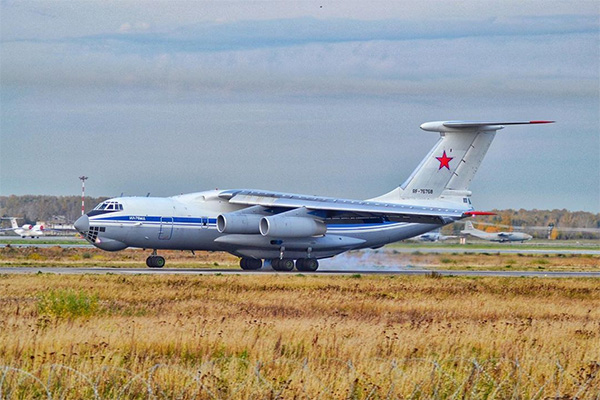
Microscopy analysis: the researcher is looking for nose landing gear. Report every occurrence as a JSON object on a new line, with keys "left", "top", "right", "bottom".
{"left": 146, "top": 250, "right": 165, "bottom": 268}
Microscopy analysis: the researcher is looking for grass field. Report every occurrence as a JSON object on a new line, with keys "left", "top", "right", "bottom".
{"left": 1, "top": 272, "right": 599, "bottom": 398}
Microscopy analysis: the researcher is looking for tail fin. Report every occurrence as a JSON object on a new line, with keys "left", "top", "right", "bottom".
{"left": 372, "top": 120, "right": 553, "bottom": 205}
{"left": 464, "top": 221, "right": 475, "bottom": 231}
{"left": 10, "top": 218, "right": 19, "bottom": 230}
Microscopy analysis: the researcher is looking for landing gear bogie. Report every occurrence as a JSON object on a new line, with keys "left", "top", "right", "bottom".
{"left": 238, "top": 257, "right": 319, "bottom": 272}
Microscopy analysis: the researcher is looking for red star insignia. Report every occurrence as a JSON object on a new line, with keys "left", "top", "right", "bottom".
{"left": 436, "top": 150, "right": 453, "bottom": 170}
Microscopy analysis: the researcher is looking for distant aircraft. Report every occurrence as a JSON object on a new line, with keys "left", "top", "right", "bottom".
{"left": 0, "top": 218, "right": 45, "bottom": 238}
{"left": 74, "top": 120, "right": 552, "bottom": 271}
{"left": 410, "top": 229, "right": 458, "bottom": 242}
{"left": 461, "top": 221, "right": 532, "bottom": 242}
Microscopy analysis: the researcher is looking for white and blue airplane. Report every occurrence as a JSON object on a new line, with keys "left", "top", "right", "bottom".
{"left": 74, "top": 120, "right": 552, "bottom": 271}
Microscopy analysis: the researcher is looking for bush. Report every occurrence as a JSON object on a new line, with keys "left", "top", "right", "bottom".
{"left": 37, "top": 289, "right": 99, "bottom": 319}
{"left": 428, "top": 271, "right": 443, "bottom": 279}
{"left": 27, "top": 252, "right": 46, "bottom": 261}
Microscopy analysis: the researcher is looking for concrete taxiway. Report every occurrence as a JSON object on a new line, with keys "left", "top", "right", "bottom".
{"left": 1, "top": 266, "right": 599, "bottom": 278}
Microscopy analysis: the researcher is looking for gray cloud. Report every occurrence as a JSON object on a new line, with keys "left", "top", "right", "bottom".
{"left": 3, "top": 31, "right": 597, "bottom": 99}
{"left": 8, "top": 15, "right": 595, "bottom": 53}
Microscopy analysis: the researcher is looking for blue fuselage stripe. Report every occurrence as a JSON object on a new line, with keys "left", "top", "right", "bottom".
{"left": 89, "top": 215, "right": 407, "bottom": 231}
{"left": 93, "top": 216, "right": 217, "bottom": 224}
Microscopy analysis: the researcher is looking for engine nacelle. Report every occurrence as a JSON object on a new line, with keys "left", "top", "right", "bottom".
{"left": 217, "top": 213, "right": 262, "bottom": 234}
{"left": 259, "top": 216, "right": 326, "bottom": 238}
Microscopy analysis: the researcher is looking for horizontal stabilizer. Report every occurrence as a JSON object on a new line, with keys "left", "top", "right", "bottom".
{"left": 420, "top": 120, "right": 554, "bottom": 132}
{"left": 463, "top": 211, "right": 496, "bottom": 217}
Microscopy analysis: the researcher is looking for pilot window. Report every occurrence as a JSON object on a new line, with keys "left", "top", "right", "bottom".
{"left": 92, "top": 202, "right": 123, "bottom": 212}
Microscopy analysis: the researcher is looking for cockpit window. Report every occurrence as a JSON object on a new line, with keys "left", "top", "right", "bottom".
{"left": 92, "top": 201, "right": 123, "bottom": 212}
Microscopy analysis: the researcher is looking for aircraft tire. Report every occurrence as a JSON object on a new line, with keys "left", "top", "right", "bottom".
{"left": 240, "top": 258, "right": 262, "bottom": 270}
{"left": 297, "top": 258, "right": 318, "bottom": 272}
{"left": 272, "top": 258, "right": 294, "bottom": 272}
{"left": 146, "top": 255, "right": 165, "bottom": 268}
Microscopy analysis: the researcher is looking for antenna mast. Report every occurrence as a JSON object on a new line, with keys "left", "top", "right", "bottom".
{"left": 79, "top": 176, "right": 88, "bottom": 216}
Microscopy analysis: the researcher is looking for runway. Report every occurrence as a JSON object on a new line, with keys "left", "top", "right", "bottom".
{"left": 1, "top": 266, "right": 599, "bottom": 278}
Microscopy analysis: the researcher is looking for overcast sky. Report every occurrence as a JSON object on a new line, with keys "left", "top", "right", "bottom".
{"left": 1, "top": 1, "right": 598, "bottom": 212}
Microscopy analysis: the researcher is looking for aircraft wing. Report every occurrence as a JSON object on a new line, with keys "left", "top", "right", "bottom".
{"left": 497, "top": 232, "right": 511, "bottom": 237}
{"left": 219, "top": 189, "right": 466, "bottom": 225}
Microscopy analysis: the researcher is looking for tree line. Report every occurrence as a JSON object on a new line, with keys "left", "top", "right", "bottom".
{"left": 0, "top": 195, "right": 108, "bottom": 225}
{"left": 1, "top": 195, "right": 598, "bottom": 239}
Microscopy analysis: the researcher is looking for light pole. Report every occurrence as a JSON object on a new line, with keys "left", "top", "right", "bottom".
{"left": 79, "top": 176, "right": 88, "bottom": 216}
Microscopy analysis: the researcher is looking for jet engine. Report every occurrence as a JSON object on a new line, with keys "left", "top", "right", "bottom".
{"left": 259, "top": 216, "right": 326, "bottom": 238}
{"left": 216, "top": 213, "right": 262, "bottom": 234}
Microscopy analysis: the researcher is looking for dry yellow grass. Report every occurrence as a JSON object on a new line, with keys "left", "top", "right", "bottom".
{"left": 0, "top": 246, "right": 238, "bottom": 268}
{"left": 0, "top": 273, "right": 599, "bottom": 398}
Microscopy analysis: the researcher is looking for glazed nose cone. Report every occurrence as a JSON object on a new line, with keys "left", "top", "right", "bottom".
{"left": 74, "top": 215, "right": 89, "bottom": 233}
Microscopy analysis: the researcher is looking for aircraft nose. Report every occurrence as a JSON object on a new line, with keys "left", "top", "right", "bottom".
{"left": 74, "top": 215, "right": 89, "bottom": 233}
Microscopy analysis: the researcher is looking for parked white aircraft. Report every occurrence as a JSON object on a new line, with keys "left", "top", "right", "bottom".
{"left": 0, "top": 218, "right": 45, "bottom": 238}
{"left": 74, "top": 120, "right": 551, "bottom": 271}
{"left": 461, "top": 221, "right": 533, "bottom": 242}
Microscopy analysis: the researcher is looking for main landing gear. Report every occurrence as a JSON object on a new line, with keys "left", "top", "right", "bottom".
{"left": 239, "top": 258, "right": 320, "bottom": 272}
{"left": 296, "top": 258, "right": 319, "bottom": 272}
{"left": 240, "top": 258, "right": 262, "bottom": 270}
{"left": 271, "top": 258, "right": 295, "bottom": 271}
{"left": 146, "top": 250, "right": 165, "bottom": 268}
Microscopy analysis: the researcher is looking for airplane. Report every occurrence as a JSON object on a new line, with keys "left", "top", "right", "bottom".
{"left": 461, "top": 221, "right": 533, "bottom": 242}
{"left": 409, "top": 229, "right": 458, "bottom": 242}
{"left": 74, "top": 120, "right": 552, "bottom": 271}
{"left": 0, "top": 218, "right": 46, "bottom": 238}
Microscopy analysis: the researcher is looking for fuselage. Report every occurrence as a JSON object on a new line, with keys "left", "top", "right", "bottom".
{"left": 77, "top": 189, "right": 460, "bottom": 260}
{"left": 14, "top": 225, "right": 45, "bottom": 238}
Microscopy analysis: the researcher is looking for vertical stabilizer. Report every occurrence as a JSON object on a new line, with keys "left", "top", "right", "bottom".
{"left": 464, "top": 221, "right": 475, "bottom": 231}
{"left": 372, "top": 120, "right": 553, "bottom": 205}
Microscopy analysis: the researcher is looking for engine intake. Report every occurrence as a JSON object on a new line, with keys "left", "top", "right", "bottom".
{"left": 260, "top": 216, "right": 326, "bottom": 238}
